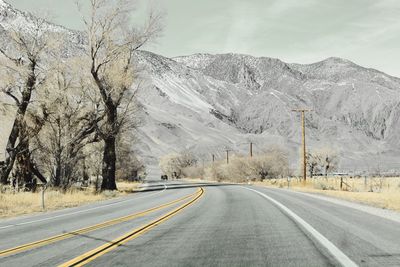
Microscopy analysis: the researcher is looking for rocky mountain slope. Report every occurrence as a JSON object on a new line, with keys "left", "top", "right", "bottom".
{"left": 1, "top": 0, "right": 399, "bottom": 172}
{"left": 136, "top": 52, "right": 400, "bottom": 172}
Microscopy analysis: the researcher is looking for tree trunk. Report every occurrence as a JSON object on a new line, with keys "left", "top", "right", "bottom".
{"left": 53, "top": 158, "right": 61, "bottom": 187}
{"left": 101, "top": 136, "right": 117, "bottom": 190}
{"left": 1, "top": 116, "right": 27, "bottom": 184}
{"left": 53, "top": 118, "right": 62, "bottom": 187}
{"left": 91, "top": 68, "right": 119, "bottom": 191}
{"left": 14, "top": 131, "right": 35, "bottom": 191}
{"left": 0, "top": 61, "right": 36, "bottom": 184}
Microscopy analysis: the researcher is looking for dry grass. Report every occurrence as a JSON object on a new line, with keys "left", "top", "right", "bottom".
{"left": 116, "top": 181, "right": 140, "bottom": 193}
{"left": 256, "top": 176, "right": 400, "bottom": 212}
{"left": 0, "top": 181, "right": 140, "bottom": 219}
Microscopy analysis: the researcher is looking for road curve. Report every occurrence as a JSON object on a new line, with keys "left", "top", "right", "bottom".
{"left": 0, "top": 181, "right": 399, "bottom": 266}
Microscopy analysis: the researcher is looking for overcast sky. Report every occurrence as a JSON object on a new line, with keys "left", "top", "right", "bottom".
{"left": 8, "top": 0, "right": 400, "bottom": 77}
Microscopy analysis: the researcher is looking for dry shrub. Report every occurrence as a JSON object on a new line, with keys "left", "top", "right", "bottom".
{"left": 201, "top": 148, "right": 289, "bottom": 182}
{"left": 249, "top": 148, "right": 289, "bottom": 180}
{"left": 182, "top": 166, "right": 204, "bottom": 179}
{"left": 116, "top": 181, "right": 140, "bottom": 193}
{"left": 159, "top": 150, "right": 197, "bottom": 178}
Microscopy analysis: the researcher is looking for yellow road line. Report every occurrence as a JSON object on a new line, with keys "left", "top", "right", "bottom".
{"left": 0, "top": 188, "right": 201, "bottom": 258}
{"left": 59, "top": 188, "right": 204, "bottom": 267}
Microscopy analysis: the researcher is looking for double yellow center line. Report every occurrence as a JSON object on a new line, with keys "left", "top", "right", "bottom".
{"left": 59, "top": 187, "right": 204, "bottom": 267}
{"left": 0, "top": 188, "right": 203, "bottom": 258}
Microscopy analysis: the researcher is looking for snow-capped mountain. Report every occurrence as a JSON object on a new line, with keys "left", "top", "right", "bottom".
{"left": 0, "top": 0, "right": 85, "bottom": 55}
{"left": 137, "top": 52, "right": 400, "bottom": 171}
{"left": 1, "top": 0, "right": 399, "bottom": 172}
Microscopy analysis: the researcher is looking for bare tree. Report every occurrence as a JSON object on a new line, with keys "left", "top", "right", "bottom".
{"left": 179, "top": 149, "right": 198, "bottom": 168}
{"left": 0, "top": 15, "right": 54, "bottom": 187}
{"left": 320, "top": 148, "right": 339, "bottom": 177}
{"left": 116, "top": 134, "right": 145, "bottom": 181}
{"left": 306, "top": 152, "right": 321, "bottom": 178}
{"left": 11, "top": 108, "right": 49, "bottom": 191}
{"left": 249, "top": 148, "right": 289, "bottom": 180}
{"left": 307, "top": 147, "right": 339, "bottom": 178}
{"left": 198, "top": 147, "right": 289, "bottom": 182}
{"left": 80, "top": 143, "right": 101, "bottom": 191}
{"left": 79, "top": 0, "right": 162, "bottom": 190}
{"left": 159, "top": 151, "right": 197, "bottom": 179}
{"left": 33, "top": 58, "right": 103, "bottom": 188}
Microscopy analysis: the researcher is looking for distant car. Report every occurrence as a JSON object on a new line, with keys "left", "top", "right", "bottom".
{"left": 161, "top": 175, "right": 168, "bottom": 180}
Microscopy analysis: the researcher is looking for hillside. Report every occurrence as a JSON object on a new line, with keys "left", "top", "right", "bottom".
{"left": 137, "top": 52, "right": 400, "bottom": 171}
{"left": 1, "top": 0, "right": 400, "bottom": 173}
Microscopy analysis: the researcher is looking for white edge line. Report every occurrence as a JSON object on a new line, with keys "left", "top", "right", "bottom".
{"left": 276, "top": 188, "right": 400, "bottom": 224}
{"left": 0, "top": 183, "right": 168, "bottom": 230}
{"left": 241, "top": 186, "right": 358, "bottom": 267}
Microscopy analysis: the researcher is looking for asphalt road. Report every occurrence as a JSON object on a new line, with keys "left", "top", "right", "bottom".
{"left": 0, "top": 181, "right": 400, "bottom": 266}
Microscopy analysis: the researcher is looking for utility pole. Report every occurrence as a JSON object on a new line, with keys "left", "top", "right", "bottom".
{"left": 226, "top": 150, "right": 230, "bottom": 164}
{"left": 292, "top": 109, "right": 311, "bottom": 183}
{"left": 250, "top": 142, "right": 253, "bottom": 158}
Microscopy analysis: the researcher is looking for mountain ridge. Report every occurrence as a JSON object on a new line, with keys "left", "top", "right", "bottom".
{"left": 1, "top": 1, "right": 400, "bottom": 173}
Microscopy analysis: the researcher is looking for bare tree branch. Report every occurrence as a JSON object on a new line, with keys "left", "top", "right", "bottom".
{"left": 4, "top": 88, "right": 21, "bottom": 105}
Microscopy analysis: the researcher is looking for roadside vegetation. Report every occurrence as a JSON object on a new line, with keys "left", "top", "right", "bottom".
{"left": 0, "top": 0, "right": 161, "bottom": 194}
{"left": 203, "top": 148, "right": 289, "bottom": 182}
{"left": 162, "top": 146, "right": 400, "bottom": 212}
{"left": 159, "top": 147, "right": 290, "bottom": 182}
{"left": 258, "top": 176, "right": 400, "bottom": 212}
{"left": 0, "top": 181, "right": 139, "bottom": 218}
{"left": 159, "top": 150, "right": 199, "bottom": 179}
